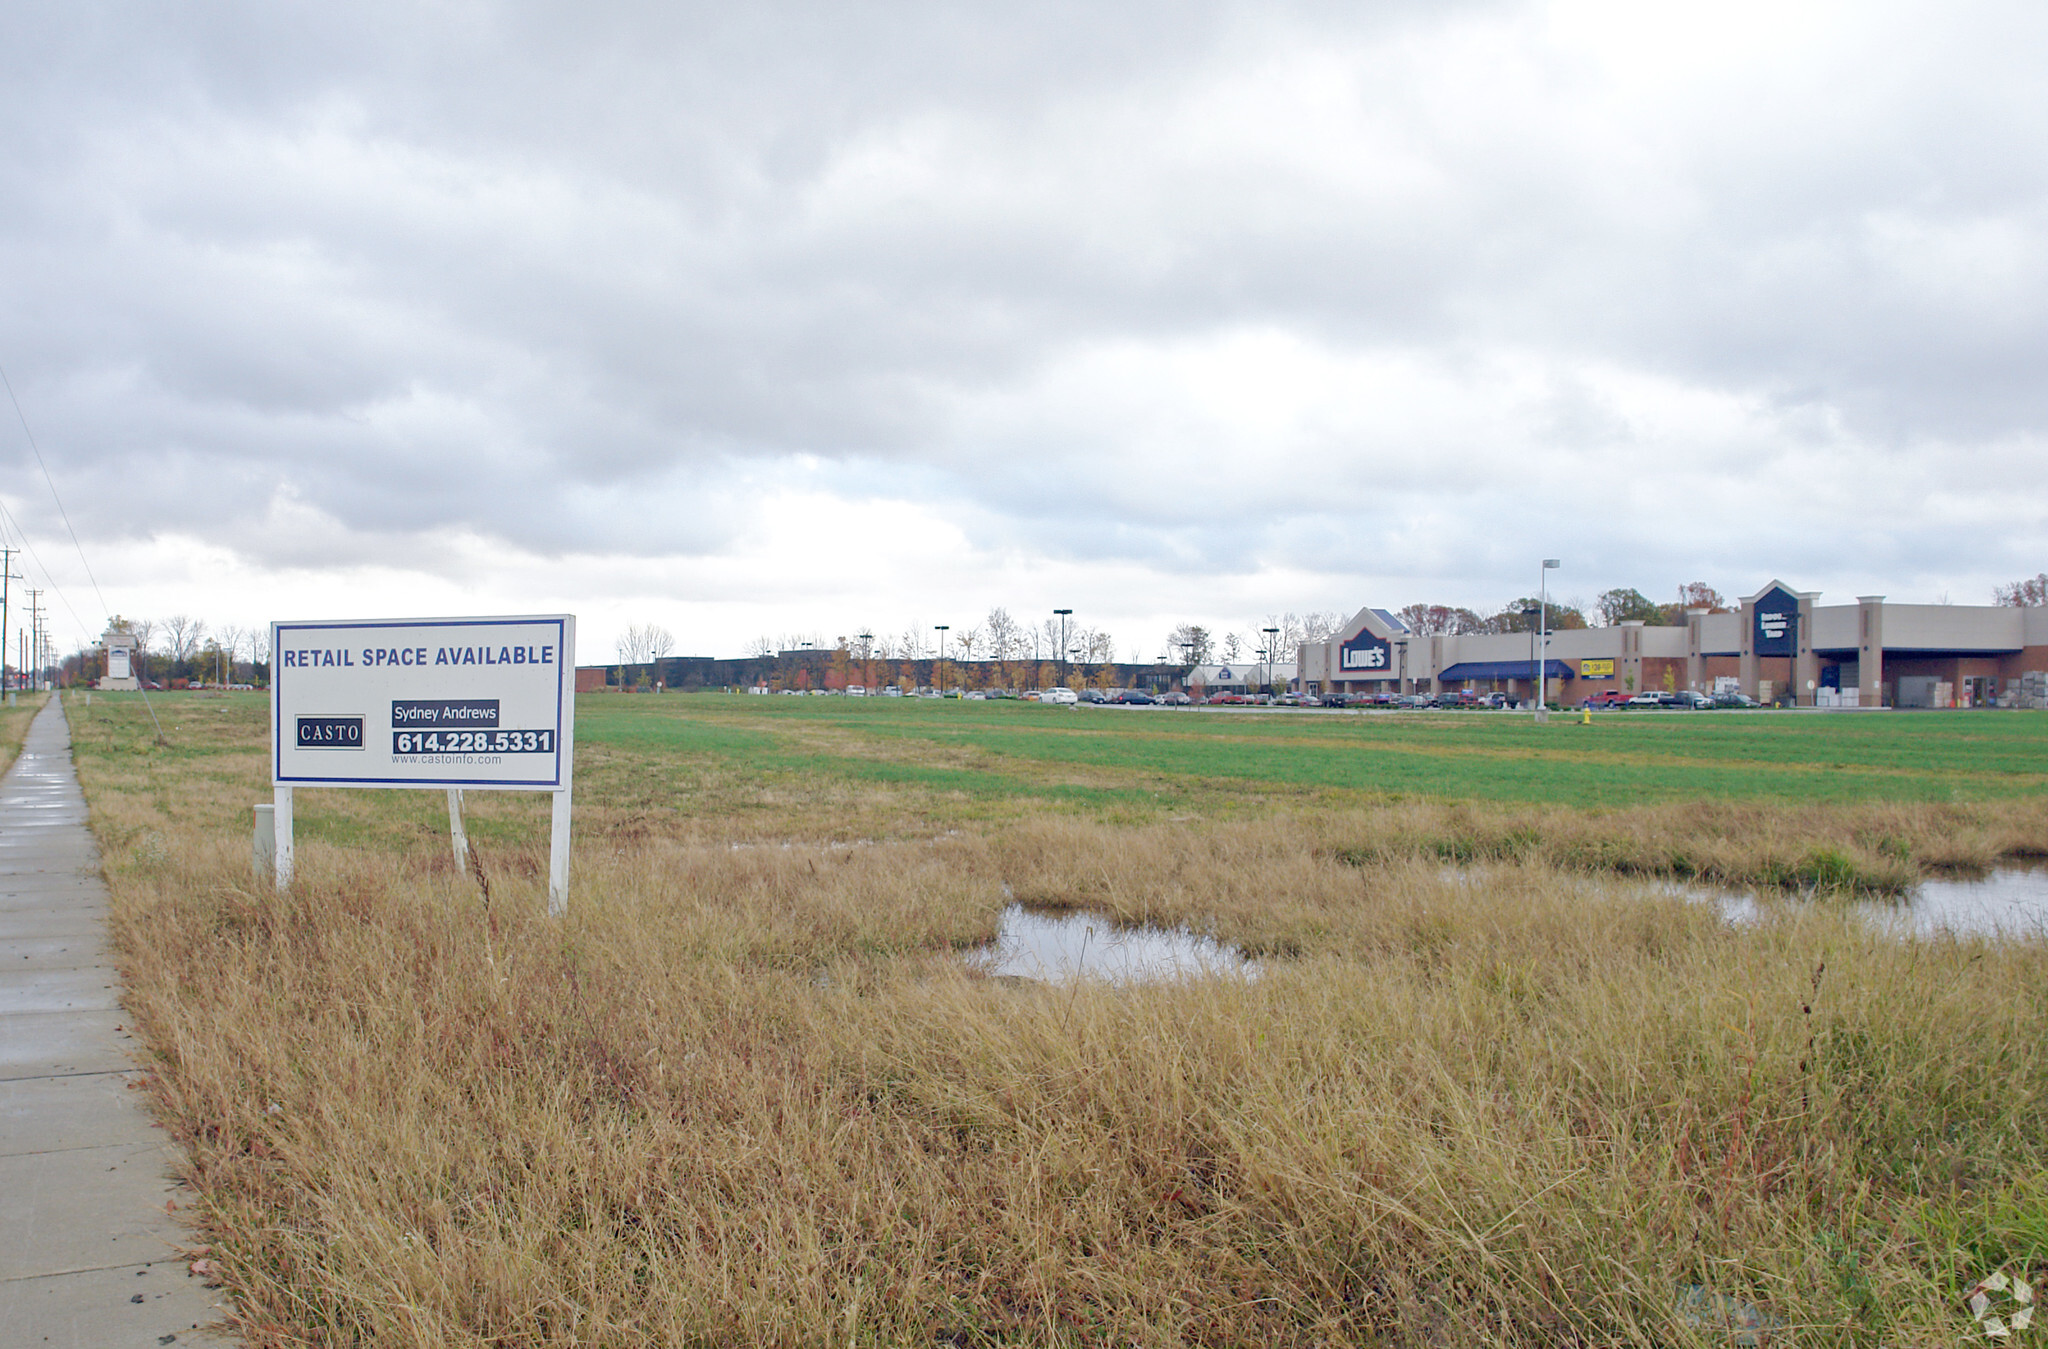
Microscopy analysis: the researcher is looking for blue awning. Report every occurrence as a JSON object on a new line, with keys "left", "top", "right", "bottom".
{"left": 1436, "top": 659, "right": 1573, "bottom": 681}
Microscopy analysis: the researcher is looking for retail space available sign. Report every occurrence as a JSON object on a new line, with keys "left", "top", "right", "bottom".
{"left": 271, "top": 615, "right": 574, "bottom": 790}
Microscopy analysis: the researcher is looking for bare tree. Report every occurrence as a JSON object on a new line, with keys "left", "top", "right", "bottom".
{"left": 1261, "top": 614, "right": 1296, "bottom": 655}
{"left": 617, "top": 625, "right": 650, "bottom": 665}
{"left": 645, "top": 625, "right": 675, "bottom": 662}
{"left": 163, "top": 615, "right": 205, "bottom": 663}
{"left": 1166, "top": 623, "right": 1211, "bottom": 664}
{"left": 1040, "top": 616, "right": 1072, "bottom": 662}
{"left": 1994, "top": 573, "right": 2048, "bottom": 607}
{"left": 984, "top": 607, "right": 1020, "bottom": 661}
{"left": 1300, "top": 611, "right": 1343, "bottom": 642}
{"left": 1262, "top": 612, "right": 1341, "bottom": 655}
{"left": 745, "top": 635, "right": 775, "bottom": 658}
{"left": 1221, "top": 631, "right": 1245, "bottom": 662}
{"left": 217, "top": 625, "right": 248, "bottom": 682}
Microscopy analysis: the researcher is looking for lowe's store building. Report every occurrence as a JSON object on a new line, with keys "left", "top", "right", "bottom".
{"left": 1297, "top": 582, "right": 2048, "bottom": 709}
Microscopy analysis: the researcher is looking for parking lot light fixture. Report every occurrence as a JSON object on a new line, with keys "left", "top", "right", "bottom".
{"left": 1536, "top": 559, "right": 1561, "bottom": 717}
{"left": 934, "top": 625, "right": 949, "bottom": 696}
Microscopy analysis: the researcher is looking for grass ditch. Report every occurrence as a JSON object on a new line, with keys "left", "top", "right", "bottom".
{"left": 64, "top": 691, "right": 2048, "bottom": 1346}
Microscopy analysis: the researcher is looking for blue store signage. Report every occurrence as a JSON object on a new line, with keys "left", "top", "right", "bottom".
{"left": 1340, "top": 631, "right": 1392, "bottom": 672}
{"left": 1753, "top": 586, "right": 1800, "bottom": 657}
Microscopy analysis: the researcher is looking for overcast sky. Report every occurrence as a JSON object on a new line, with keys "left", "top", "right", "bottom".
{"left": 3, "top": 0, "right": 2045, "bottom": 663}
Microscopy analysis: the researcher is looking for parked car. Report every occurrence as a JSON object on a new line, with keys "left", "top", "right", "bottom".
{"left": 1671, "top": 690, "right": 1712, "bottom": 709}
{"left": 1115, "top": 689, "right": 1156, "bottom": 705}
{"left": 1042, "top": 687, "right": 1079, "bottom": 705}
{"left": 1712, "top": 691, "right": 1759, "bottom": 708}
{"left": 1583, "top": 690, "right": 1631, "bottom": 710}
{"left": 1158, "top": 691, "right": 1191, "bottom": 706}
{"left": 1625, "top": 693, "right": 1665, "bottom": 707}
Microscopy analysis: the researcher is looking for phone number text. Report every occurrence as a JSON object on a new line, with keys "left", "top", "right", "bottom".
{"left": 392, "top": 729, "right": 555, "bottom": 754}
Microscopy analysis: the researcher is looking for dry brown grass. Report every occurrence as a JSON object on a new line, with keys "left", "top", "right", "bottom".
{"left": 64, "top": 692, "right": 2048, "bottom": 1347}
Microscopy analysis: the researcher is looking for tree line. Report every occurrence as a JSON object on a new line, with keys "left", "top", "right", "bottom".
{"left": 61, "top": 615, "right": 270, "bottom": 686}
{"left": 1387, "top": 582, "right": 1731, "bottom": 636}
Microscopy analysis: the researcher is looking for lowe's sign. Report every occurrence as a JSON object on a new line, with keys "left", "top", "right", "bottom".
{"left": 1340, "top": 631, "right": 1393, "bottom": 673}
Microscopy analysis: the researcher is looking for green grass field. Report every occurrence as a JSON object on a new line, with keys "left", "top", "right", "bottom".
{"left": 574, "top": 694, "right": 2048, "bottom": 818}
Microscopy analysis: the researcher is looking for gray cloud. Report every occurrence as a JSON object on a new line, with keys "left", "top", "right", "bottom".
{"left": 2, "top": 0, "right": 2045, "bottom": 649}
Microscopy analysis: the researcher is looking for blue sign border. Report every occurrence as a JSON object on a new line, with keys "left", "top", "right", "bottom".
{"left": 272, "top": 616, "right": 571, "bottom": 790}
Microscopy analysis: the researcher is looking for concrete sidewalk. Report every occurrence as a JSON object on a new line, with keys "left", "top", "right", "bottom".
{"left": 0, "top": 697, "right": 224, "bottom": 1346}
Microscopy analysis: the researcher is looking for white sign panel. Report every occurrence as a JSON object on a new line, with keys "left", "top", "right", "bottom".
{"left": 271, "top": 615, "right": 575, "bottom": 790}
{"left": 109, "top": 648, "right": 130, "bottom": 680}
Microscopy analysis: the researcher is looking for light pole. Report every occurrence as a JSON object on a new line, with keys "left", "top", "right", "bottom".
{"left": 857, "top": 631, "right": 873, "bottom": 693}
{"left": 1262, "top": 626, "right": 1280, "bottom": 699}
{"left": 1053, "top": 609, "right": 1072, "bottom": 687}
{"left": 1536, "top": 558, "right": 1560, "bottom": 719}
{"left": 934, "top": 625, "right": 949, "bottom": 697}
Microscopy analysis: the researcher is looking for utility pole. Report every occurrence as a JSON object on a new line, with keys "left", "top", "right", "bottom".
{"left": 24, "top": 590, "right": 42, "bottom": 691}
{"left": 0, "top": 548, "right": 15, "bottom": 690}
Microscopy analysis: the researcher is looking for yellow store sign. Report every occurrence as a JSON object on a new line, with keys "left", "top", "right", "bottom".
{"left": 1578, "top": 658, "right": 1615, "bottom": 679}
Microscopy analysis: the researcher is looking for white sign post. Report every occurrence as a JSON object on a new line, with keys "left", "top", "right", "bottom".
{"left": 269, "top": 614, "right": 577, "bottom": 915}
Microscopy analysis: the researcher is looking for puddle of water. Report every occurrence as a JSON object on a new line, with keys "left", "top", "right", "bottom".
{"left": 1872, "top": 868, "right": 2048, "bottom": 938}
{"left": 1708, "top": 867, "right": 2048, "bottom": 939}
{"left": 972, "top": 905, "right": 1252, "bottom": 984}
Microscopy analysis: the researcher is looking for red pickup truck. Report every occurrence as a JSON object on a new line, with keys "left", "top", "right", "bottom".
{"left": 1583, "top": 690, "right": 1632, "bottom": 710}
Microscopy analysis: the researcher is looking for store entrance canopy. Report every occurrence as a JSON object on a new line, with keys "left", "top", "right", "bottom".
{"left": 1436, "top": 659, "right": 1573, "bottom": 681}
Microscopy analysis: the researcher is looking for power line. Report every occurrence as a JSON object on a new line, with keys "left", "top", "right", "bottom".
{"left": 0, "top": 364, "right": 102, "bottom": 647}
{"left": 0, "top": 358, "right": 167, "bottom": 735}
{"left": 0, "top": 493, "right": 89, "bottom": 646}
{"left": 0, "top": 362, "right": 111, "bottom": 626}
